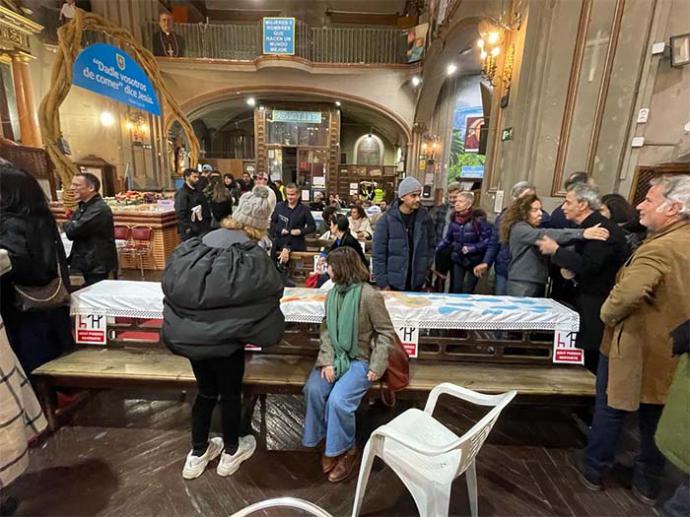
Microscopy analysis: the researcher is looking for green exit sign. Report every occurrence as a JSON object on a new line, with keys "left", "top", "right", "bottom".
{"left": 501, "top": 127, "right": 513, "bottom": 141}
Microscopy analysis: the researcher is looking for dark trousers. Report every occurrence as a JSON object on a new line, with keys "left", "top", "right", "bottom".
{"left": 585, "top": 355, "right": 665, "bottom": 491}
{"left": 83, "top": 272, "right": 109, "bottom": 286}
{"left": 451, "top": 263, "right": 479, "bottom": 294}
{"left": 190, "top": 348, "right": 245, "bottom": 454}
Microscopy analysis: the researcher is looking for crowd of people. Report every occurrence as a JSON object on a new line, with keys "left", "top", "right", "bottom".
{"left": 1, "top": 155, "right": 689, "bottom": 513}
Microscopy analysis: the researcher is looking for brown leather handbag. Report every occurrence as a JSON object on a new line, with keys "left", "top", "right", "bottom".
{"left": 380, "top": 335, "right": 410, "bottom": 405}
{"left": 13, "top": 251, "right": 70, "bottom": 312}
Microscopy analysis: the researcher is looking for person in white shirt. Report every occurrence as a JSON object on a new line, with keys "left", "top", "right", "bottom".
{"left": 348, "top": 205, "right": 373, "bottom": 240}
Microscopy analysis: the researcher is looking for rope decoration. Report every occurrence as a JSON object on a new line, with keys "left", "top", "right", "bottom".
{"left": 38, "top": 8, "right": 199, "bottom": 207}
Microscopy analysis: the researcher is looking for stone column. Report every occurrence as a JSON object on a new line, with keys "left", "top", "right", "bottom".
{"left": 11, "top": 55, "right": 41, "bottom": 147}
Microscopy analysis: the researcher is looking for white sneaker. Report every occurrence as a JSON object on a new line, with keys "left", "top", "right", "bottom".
{"left": 216, "top": 435, "right": 257, "bottom": 477}
{"left": 182, "top": 436, "right": 224, "bottom": 480}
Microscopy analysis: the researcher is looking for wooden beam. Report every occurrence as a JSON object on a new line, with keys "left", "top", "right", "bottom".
{"left": 326, "top": 9, "right": 400, "bottom": 26}
{"left": 206, "top": 9, "right": 282, "bottom": 23}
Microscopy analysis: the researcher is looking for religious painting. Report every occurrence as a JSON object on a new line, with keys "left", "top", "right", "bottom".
{"left": 463, "top": 116, "right": 485, "bottom": 153}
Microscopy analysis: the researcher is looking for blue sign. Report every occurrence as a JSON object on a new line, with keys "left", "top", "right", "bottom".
{"left": 272, "top": 110, "right": 321, "bottom": 123}
{"left": 263, "top": 17, "right": 295, "bottom": 55}
{"left": 460, "top": 165, "right": 485, "bottom": 179}
{"left": 73, "top": 44, "right": 161, "bottom": 116}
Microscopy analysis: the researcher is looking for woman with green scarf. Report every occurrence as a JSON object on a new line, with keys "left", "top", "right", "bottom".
{"left": 302, "top": 247, "right": 395, "bottom": 483}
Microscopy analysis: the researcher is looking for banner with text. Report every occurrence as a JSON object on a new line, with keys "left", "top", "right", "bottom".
{"left": 553, "top": 330, "right": 584, "bottom": 365}
{"left": 395, "top": 325, "right": 419, "bottom": 358}
{"left": 75, "top": 311, "right": 108, "bottom": 345}
{"left": 263, "top": 17, "right": 295, "bottom": 55}
{"left": 73, "top": 43, "right": 161, "bottom": 115}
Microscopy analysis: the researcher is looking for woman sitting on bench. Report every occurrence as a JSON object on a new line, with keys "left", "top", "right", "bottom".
{"left": 302, "top": 247, "right": 395, "bottom": 482}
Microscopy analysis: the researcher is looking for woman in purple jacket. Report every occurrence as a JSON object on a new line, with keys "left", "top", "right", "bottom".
{"left": 436, "top": 191, "right": 495, "bottom": 294}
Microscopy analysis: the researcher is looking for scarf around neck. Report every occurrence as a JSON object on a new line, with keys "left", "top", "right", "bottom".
{"left": 326, "top": 282, "right": 363, "bottom": 379}
{"left": 454, "top": 209, "right": 472, "bottom": 225}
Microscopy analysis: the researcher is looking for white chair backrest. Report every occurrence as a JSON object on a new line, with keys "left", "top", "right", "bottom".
{"left": 230, "top": 497, "right": 333, "bottom": 517}
{"left": 421, "top": 383, "right": 516, "bottom": 475}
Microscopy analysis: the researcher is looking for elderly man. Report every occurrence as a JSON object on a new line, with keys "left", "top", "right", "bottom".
{"left": 537, "top": 183, "right": 629, "bottom": 373}
{"left": 571, "top": 175, "right": 690, "bottom": 505}
{"left": 373, "top": 176, "right": 435, "bottom": 291}
{"left": 153, "top": 12, "right": 185, "bottom": 57}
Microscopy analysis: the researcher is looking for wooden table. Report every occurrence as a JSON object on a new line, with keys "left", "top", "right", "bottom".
{"left": 52, "top": 203, "right": 179, "bottom": 271}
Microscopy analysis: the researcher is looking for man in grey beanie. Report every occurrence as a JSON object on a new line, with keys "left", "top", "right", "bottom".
{"left": 372, "top": 176, "right": 435, "bottom": 291}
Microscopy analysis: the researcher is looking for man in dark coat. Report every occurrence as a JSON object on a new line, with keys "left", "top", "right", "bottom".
{"left": 175, "top": 168, "right": 211, "bottom": 241}
{"left": 269, "top": 183, "right": 316, "bottom": 257}
{"left": 537, "top": 183, "right": 629, "bottom": 374}
{"left": 64, "top": 172, "right": 117, "bottom": 286}
{"left": 152, "top": 12, "right": 185, "bottom": 57}
{"left": 373, "top": 176, "right": 435, "bottom": 291}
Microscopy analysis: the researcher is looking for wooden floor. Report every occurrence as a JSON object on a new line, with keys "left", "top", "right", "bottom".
{"left": 7, "top": 389, "right": 682, "bottom": 516}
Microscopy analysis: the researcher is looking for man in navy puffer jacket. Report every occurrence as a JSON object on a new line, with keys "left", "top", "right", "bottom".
{"left": 373, "top": 177, "right": 435, "bottom": 291}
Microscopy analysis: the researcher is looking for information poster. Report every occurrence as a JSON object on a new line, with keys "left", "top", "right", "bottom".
{"left": 553, "top": 330, "right": 584, "bottom": 364}
{"left": 75, "top": 312, "right": 107, "bottom": 345}
{"left": 395, "top": 325, "right": 419, "bottom": 358}
{"left": 263, "top": 17, "right": 295, "bottom": 55}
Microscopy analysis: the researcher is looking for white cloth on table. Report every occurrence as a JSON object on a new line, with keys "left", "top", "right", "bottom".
{"left": 70, "top": 281, "right": 579, "bottom": 332}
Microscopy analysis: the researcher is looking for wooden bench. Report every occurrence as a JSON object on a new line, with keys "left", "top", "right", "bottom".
{"left": 32, "top": 347, "right": 595, "bottom": 435}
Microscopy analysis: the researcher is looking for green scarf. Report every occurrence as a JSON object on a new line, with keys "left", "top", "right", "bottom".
{"left": 326, "top": 282, "right": 362, "bottom": 379}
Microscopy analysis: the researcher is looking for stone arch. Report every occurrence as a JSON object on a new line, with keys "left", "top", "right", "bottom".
{"left": 172, "top": 85, "right": 413, "bottom": 144}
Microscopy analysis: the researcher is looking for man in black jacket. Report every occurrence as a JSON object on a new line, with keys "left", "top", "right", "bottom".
{"left": 269, "top": 183, "right": 316, "bottom": 258}
{"left": 175, "top": 168, "right": 211, "bottom": 241}
{"left": 65, "top": 172, "right": 117, "bottom": 286}
{"left": 537, "top": 183, "right": 629, "bottom": 373}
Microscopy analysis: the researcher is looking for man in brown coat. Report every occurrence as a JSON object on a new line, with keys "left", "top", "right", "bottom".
{"left": 572, "top": 175, "right": 690, "bottom": 505}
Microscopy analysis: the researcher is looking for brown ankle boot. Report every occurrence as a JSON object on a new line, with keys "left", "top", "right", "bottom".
{"left": 328, "top": 447, "right": 358, "bottom": 483}
{"left": 321, "top": 453, "right": 339, "bottom": 474}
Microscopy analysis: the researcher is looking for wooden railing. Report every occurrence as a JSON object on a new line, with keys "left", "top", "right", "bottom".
{"left": 144, "top": 22, "right": 408, "bottom": 64}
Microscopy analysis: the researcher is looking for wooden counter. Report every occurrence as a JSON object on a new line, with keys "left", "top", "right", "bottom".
{"left": 51, "top": 203, "right": 179, "bottom": 271}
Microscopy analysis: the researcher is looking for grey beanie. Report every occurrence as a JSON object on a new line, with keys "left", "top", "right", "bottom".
{"left": 398, "top": 176, "right": 423, "bottom": 198}
{"left": 233, "top": 185, "right": 276, "bottom": 230}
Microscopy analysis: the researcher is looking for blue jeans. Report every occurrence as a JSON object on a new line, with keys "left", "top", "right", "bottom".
{"left": 494, "top": 274, "right": 508, "bottom": 296}
{"left": 302, "top": 360, "right": 372, "bottom": 457}
{"left": 585, "top": 355, "right": 665, "bottom": 491}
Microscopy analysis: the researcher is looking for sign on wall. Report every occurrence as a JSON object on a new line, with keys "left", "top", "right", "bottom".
{"left": 263, "top": 17, "right": 295, "bottom": 55}
{"left": 73, "top": 43, "right": 161, "bottom": 115}
{"left": 272, "top": 110, "right": 321, "bottom": 123}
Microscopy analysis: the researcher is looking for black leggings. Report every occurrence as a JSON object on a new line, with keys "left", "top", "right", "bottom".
{"left": 190, "top": 348, "right": 245, "bottom": 454}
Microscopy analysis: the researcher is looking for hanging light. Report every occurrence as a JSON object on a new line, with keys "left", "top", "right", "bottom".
{"left": 491, "top": 47, "right": 501, "bottom": 57}
{"left": 446, "top": 63, "right": 458, "bottom": 75}
{"left": 246, "top": 97, "right": 256, "bottom": 107}
{"left": 99, "top": 111, "right": 115, "bottom": 127}
{"left": 488, "top": 31, "right": 500, "bottom": 45}
{"left": 411, "top": 75, "right": 422, "bottom": 87}
{"left": 477, "top": 39, "right": 485, "bottom": 49}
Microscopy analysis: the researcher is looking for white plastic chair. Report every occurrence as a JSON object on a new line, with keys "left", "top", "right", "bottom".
{"left": 230, "top": 497, "right": 333, "bottom": 517}
{"left": 351, "top": 383, "right": 517, "bottom": 517}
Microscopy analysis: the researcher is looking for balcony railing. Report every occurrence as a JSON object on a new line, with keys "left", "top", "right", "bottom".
{"left": 144, "top": 22, "right": 409, "bottom": 64}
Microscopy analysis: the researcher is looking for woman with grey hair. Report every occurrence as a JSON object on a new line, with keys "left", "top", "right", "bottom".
{"left": 436, "top": 191, "right": 496, "bottom": 293}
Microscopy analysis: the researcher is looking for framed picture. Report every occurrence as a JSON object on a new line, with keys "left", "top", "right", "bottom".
{"left": 670, "top": 33, "right": 690, "bottom": 67}
{"left": 464, "top": 116, "right": 485, "bottom": 153}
